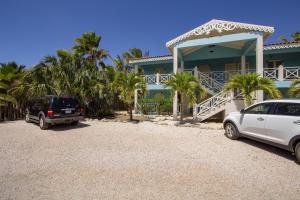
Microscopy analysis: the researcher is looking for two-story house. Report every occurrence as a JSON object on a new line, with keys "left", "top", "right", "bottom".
{"left": 129, "top": 19, "right": 300, "bottom": 121}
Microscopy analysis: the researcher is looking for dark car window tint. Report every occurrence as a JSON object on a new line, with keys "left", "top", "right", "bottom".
{"left": 245, "top": 103, "right": 273, "bottom": 114}
{"left": 275, "top": 103, "right": 300, "bottom": 116}
{"left": 52, "top": 97, "right": 78, "bottom": 109}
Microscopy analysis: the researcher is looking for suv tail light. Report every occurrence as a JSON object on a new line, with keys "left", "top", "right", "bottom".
{"left": 80, "top": 108, "right": 84, "bottom": 114}
{"left": 47, "top": 109, "right": 54, "bottom": 117}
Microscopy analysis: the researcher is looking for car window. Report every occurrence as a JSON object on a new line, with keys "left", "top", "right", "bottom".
{"left": 51, "top": 97, "right": 78, "bottom": 109}
{"left": 245, "top": 103, "right": 273, "bottom": 114}
{"left": 274, "top": 103, "right": 300, "bottom": 116}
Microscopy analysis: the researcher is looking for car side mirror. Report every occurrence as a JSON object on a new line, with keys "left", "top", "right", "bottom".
{"left": 240, "top": 109, "right": 245, "bottom": 114}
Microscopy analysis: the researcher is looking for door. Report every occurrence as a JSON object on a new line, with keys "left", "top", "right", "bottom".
{"left": 265, "top": 103, "right": 300, "bottom": 145}
{"left": 240, "top": 103, "right": 274, "bottom": 139}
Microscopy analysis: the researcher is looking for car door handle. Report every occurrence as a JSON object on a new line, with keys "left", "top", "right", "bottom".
{"left": 257, "top": 117, "right": 264, "bottom": 121}
{"left": 293, "top": 120, "right": 300, "bottom": 125}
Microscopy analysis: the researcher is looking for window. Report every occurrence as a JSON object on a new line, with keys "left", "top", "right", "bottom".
{"left": 266, "top": 60, "right": 283, "bottom": 68}
{"left": 274, "top": 103, "right": 300, "bottom": 116}
{"left": 245, "top": 103, "right": 273, "bottom": 114}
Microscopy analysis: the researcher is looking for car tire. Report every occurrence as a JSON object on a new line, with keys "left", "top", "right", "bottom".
{"left": 225, "top": 122, "right": 240, "bottom": 140}
{"left": 295, "top": 142, "right": 300, "bottom": 163}
{"left": 25, "top": 110, "right": 30, "bottom": 123}
{"left": 71, "top": 120, "right": 79, "bottom": 126}
{"left": 39, "top": 115, "right": 49, "bottom": 130}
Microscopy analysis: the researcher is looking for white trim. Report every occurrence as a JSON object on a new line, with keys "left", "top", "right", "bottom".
{"left": 166, "top": 19, "right": 274, "bottom": 49}
{"left": 264, "top": 43, "right": 300, "bottom": 50}
{"left": 128, "top": 55, "right": 173, "bottom": 64}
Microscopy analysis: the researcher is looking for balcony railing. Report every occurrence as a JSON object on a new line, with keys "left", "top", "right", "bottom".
{"left": 142, "top": 73, "right": 172, "bottom": 85}
{"left": 263, "top": 66, "right": 300, "bottom": 80}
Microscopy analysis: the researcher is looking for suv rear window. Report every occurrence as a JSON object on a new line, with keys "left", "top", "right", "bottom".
{"left": 274, "top": 103, "right": 300, "bottom": 116}
{"left": 51, "top": 97, "right": 78, "bottom": 109}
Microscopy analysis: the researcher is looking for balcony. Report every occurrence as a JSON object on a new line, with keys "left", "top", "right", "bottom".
{"left": 263, "top": 66, "right": 300, "bottom": 80}
{"left": 142, "top": 73, "right": 172, "bottom": 85}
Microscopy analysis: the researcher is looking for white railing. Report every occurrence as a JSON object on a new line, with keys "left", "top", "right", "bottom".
{"left": 198, "top": 72, "right": 223, "bottom": 94}
{"left": 264, "top": 68, "right": 278, "bottom": 80}
{"left": 193, "top": 91, "right": 230, "bottom": 118}
{"left": 143, "top": 75, "right": 156, "bottom": 84}
{"left": 142, "top": 73, "right": 172, "bottom": 85}
{"left": 263, "top": 66, "right": 300, "bottom": 80}
{"left": 201, "top": 69, "right": 255, "bottom": 83}
{"left": 284, "top": 67, "right": 300, "bottom": 80}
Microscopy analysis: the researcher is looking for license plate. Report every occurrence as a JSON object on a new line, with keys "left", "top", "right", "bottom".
{"left": 65, "top": 110, "right": 72, "bottom": 114}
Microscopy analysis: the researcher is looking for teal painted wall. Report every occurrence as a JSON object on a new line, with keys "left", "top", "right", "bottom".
{"left": 184, "top": 57, "right": 243, "bottom": 71}
{"left": 183, "top": 45, "right": 242, "bottom": 61}
{"left": 138, "top": 63, "right": 173, "bottom": 75}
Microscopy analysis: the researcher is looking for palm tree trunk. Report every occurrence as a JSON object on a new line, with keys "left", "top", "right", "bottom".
{"left": 129, "top": 104, "right": 133, "bottom": 121}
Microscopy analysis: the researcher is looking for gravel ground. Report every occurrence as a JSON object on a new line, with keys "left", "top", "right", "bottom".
{"left": 0, "top": 120, "right": 299, "bottom": 200}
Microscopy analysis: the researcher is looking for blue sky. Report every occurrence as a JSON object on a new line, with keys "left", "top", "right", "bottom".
{"left": 0, "top": 0, "right": 299, "bottom": 67}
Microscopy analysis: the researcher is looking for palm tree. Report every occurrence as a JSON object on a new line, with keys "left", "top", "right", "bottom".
{"left": 224, "top": 73, "right": 282, "bottom": 107}
{"left": 112, "top": 55, "right": 126, "bottom": 71}
{"left": 72, "top": 32, "right": 109, "bottom": 69}
{"left": 122, "top": 48, "right": 149, "bottom": 63}
{"left": 165, "top": 72, "right": 206, "bottom": 121}
{"left": 279, "top": 32, "right": 300, "bottom": 43}
{"left": 289, "top": 79, "right": 300, "bottom": 98}
{"left": 0, "top": 62, "right": 25, "bottom": 120}
{"left": 113, "top": 71, "right": 145, "bottom": 120}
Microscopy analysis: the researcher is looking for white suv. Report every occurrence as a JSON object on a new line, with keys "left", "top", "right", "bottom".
{"left": 223, "top": 100, "right": 300, "bottom": 162}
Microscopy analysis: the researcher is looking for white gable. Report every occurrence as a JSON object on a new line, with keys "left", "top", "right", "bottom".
{"left": 166, "top": 19, "right": 275, "bottom": 49}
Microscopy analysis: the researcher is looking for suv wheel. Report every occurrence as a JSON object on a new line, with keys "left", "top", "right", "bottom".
{"left": 71, "top": 120, "right": 79, "bottom": 126}
{"left": 295, "top": 142, "right": 300, "bottom": 163}
{"left": 225, "top": 122, "right": 240, "bottom": 140}
{"left": 39, "top": 115, "right": 49, "bottom": 130}
{"left": 25, "top": 110, "right": 30, "bottom": 123}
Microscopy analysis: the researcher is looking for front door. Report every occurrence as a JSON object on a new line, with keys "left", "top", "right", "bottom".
{"left": 240, "top": 103, "right": 274, "bottom": 139}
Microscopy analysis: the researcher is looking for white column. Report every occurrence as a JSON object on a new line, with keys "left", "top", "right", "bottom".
{"left": 194, "top": 66, "right": 198, "bottom": 78}
{"left": 134, "top": 65, "right": 139, "bottom": 113}
{"left": 180, "top": 59, "right": 184, "bottom": 73}
{"left": 241, "top": 55, "right": 246, "bottom": 74}
{"left": 173, "top": 48, "right": 178, "bottom": 119}
{"left": 156, "top": 73, "right": 160, "bottom": 85}
{"left": 278, "top": 65, "right": 284, "bottom": 81}
{"left": 256, "top": 35, "right": 264, "bottom": 102}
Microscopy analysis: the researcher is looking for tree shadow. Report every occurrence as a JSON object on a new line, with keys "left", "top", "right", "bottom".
{"left": 237, "top": 137, "right": 295, "bottom": 161}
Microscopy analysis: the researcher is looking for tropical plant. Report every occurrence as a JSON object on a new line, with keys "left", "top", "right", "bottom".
{"left": 165, "top": 72, "right": 206, "bottom": 121}
{"left": 113, "top": 71, "right": 145, "bottom": 120}
{"left": 112, "top": 55, "right": 126, "bottom": 71}
{"left": 0, "top": 62, "right": 25, "bottom": 120}
{"left": 289, "top": 79, "right": 300, "bottom": 98}
{"left": 72, "top": 32, "right": 109, "bottom": 69}
{"left": 122, "top": 48, "right": 149, "bottom": 63}
{"left": 224, "top": 73, "right": 282, "bottom": 107}
{"left": 279, "top": 32, "right": 300, "bottom": 43}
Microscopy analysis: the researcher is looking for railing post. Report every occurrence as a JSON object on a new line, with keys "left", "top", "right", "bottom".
{"left": 193, "top": 104, "right": 197, "bottom": 120}
{"left": 156, "top": 73, "right": 160, "bottom": 85}
{"left": 193, "top": 66, "right": 198, "bottom": 79}
{"left": 278, "top": 65, "right": 284, "bottom": 81}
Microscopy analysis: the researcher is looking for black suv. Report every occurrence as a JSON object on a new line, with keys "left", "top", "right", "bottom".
{"left": 25, "top": 95, "right": 84, "bottom": 129}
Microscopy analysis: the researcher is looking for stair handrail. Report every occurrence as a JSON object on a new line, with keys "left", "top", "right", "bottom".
{"left": 198, "top": 71, "right": 223, "bottom": 94}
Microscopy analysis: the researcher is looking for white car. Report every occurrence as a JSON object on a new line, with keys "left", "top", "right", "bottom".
{"left": 223, "top": 99, "right": 300, "bottom": 162}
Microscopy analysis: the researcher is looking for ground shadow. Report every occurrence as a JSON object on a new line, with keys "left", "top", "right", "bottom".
{"left": 48, "top": 122, "right": 90, "bottom": 131}
{"left": 236, "top": 136, "right": 295, "bottom": 161}
{"left": 29, "top": 121, "right": 91, "bottom": 132}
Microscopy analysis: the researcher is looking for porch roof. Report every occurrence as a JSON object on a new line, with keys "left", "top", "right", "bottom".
{"left": 129, "top": 42, "right": 300, "bottom": 65}
{"left": 166, "top": 19, "right": 274, "bottom": 50}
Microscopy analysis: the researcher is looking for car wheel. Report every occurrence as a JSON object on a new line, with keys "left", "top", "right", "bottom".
{"left": 25, "top": 110, "right": 30, "bottom": 123}
{"left": 39, "top": 115, "right": 49, "bottom": 130}
{"left": 295, "top": 142, "right": 300, "bottom": 163}
{"left": 71, "top": 120, "right": 79, "bottom": 126}
{"left": 225, "top": 122, "right": 240, "bottom": 140}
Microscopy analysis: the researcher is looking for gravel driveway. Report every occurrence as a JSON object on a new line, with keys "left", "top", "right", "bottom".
{"left": 0, "top": 120, "right": 299, "bottom": 200}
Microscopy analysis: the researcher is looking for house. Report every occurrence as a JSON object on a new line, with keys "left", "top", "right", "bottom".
{"left": 129, "top": 19, "right": 300, "bottom": 121}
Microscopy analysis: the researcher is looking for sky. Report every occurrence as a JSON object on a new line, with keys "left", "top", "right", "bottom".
{"left": 1, "top": 0, "right": 300, "bottom": 67}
